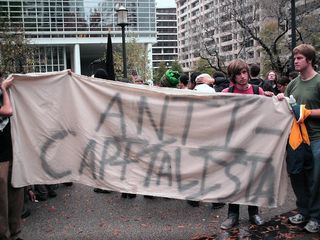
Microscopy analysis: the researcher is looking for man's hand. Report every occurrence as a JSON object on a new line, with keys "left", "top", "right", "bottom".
{"left": 264, "top": 91, "right": 274, "bottom": 97}
{"left": 1, "top": 77, "right": 13, "bottom": 90}
{"left": 276, "top": 93, "right": 286, "bottom": 101}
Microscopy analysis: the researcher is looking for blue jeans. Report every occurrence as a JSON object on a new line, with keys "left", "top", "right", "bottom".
{"left": 309, "top": 139, "right": 320, "bottom": 221}
{"left": 289, "top": 139, "right": 320, "bottom": 222}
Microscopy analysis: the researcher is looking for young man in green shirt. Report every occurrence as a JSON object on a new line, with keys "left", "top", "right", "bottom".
{"left": 278, "top": 43, "right": 320, "bottom": 233}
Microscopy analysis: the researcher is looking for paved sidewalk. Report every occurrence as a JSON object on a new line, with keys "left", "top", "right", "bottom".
{"left": 207, "top": 210, "right": 320, "bottom": 240}
{"left": 20, "top": 183, "right": 319, "bottom": 239}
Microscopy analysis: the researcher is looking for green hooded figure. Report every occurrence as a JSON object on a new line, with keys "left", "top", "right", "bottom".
{"left": 159, "top": 69, "right": 180, "bottom": 88}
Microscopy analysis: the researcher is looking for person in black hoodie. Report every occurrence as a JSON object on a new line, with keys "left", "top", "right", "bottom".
{"left": 212, "top": 71, "right": 230, "bottom": 92}
{"left": 249, "top": 64, "right": 274, "bottom": 96}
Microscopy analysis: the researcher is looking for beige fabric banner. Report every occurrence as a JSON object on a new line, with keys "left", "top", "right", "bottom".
{"left": 9, "top": 70, "right": 292, "bottom": 207}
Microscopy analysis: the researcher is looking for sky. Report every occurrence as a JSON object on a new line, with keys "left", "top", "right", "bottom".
{"left": 156, "top": 0, "right": 176, "bottom": 8}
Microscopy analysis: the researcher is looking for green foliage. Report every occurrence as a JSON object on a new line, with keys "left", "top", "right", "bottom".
{"left": 194, "top": 58, "right": 213, "bottom": 75}
{"left": 113, "top": 36, "right": 151, "bottom": 82}
{"left": 153, "top": 62, "right": 167, "bottom": 85}
{"left": 0, "top": 22, "right": 34, "bottom": 76}
{"left": 170, "top": 61, "right": 183, "bottom": 73}
{"left": 297, "top": 14, "right": 320, "bottom": 50}
{"left": 259, "top": 20, "right": 289, "bottom": 76}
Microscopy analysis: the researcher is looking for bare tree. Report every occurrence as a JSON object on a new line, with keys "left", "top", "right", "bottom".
{"left": 195, "top": 0, "right": 320, "bottom": 76}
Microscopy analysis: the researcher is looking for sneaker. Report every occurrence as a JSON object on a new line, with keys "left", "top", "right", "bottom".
{"left": 220, "top": 214, "right": 239, "bottom": 230}
{"left": 249, "top": 214, "right": 265, "bottom": 226}
{"left": 289, "top": 213, "right": 307, "bottom": 224}
{"left": 304, "top": 219, "right": 320, "bottom": 233}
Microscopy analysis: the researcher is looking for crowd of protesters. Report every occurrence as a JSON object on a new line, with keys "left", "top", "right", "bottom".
{"left": 1, "top": 43, "right": 319, "bottom": 240}
{"left": 149, "top": 43, "right": 320, "bottom": 233}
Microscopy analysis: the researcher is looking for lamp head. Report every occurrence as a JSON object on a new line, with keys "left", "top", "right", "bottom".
{"left": 117, "top": 5, "right": 128, "bottom": 26}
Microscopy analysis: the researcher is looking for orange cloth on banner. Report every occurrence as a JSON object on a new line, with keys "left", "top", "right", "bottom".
{"left": 289, "top": 107, "right": 312, "bottom": 150}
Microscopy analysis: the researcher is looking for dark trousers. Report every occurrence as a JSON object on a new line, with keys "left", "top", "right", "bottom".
{"left": 0, "top": 161, "right": 24, "bottom": 240}
{"left": 309, "top": 140, "right": 320, "bottom": 221}
{"left": 228, "top": 204, "right": 259, "bottom": 216}
{"left": 289, "top": 171, "right": 313, "bottom": 217}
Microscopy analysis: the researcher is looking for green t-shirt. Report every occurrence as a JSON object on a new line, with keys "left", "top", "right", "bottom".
{"left": 285, "top": 73, "right": 320, "bottom": 141}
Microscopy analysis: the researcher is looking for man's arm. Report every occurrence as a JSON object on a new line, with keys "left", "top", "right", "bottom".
{"left": 310, "top": 109, "right": 320, "bottom": 118}
{"left": 0, "top": 77, "right": 13, "bottom": 117}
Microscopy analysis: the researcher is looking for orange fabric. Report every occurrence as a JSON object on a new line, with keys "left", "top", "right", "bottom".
{"left": 289, "top": 107, "right": 312, "bottom": 150}
{"left": 297, "top": 106, "right": 312, "bottom": 124}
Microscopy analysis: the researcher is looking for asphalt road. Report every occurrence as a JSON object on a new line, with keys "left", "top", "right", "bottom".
{"left": 20, "top": 183, "right": 319, "bottom": 240}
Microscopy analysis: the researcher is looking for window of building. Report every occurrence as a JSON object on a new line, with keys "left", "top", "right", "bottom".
{"left": 221, "top": 44, "right": 232, "bottom": 52}
{"left": 221, "top": 34, "right": 232, "bottom": 42}
{"left": 248, "top": 51, "right": 254, "bottom": 58}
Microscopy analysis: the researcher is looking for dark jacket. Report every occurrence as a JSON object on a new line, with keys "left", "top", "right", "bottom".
{"left": 214, "top": 76, "right": 230, "bottom": 92}
{"left": 249, "top": 77, "right": 274, "bottom": 93}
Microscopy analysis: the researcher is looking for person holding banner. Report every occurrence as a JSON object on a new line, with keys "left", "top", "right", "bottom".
{"left": 220, "top": 59, "right": 265, "bottom": 230}
{"left": 0, "top": 76, "right": 24, "bottom": 240}
{"left": 278, "top": 43, "right": 320, "bottom": 233}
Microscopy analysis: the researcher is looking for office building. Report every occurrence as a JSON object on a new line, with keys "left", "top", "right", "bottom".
{"left": 176, "top": 0, "right": 261, "bottom": 73}
{"left": 152, "top": 7, "right": 178, "bottom": 69}
{"left": 0, "top": 0, "right": 157, "bottom": 75}
{"left": 176, "top": 0, "right": 320, "bottom": 73}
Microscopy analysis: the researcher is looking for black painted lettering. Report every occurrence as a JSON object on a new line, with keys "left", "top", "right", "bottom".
{"left": 108, "top": 137, "right": 147, "bottom": 181}
{"left": 156, "top": 152, "right": 173, "bottom": 186}
{"left": 79, "top": 139, "right": 97, "bottom": 179}
{"left": 137, "top": 96, "right": 169, "bottom": 141}
{"left": 99, "top": 137, "right": 121, "bottom": 180}
{"left": 95, "top": 93, "right": 126, "bottom": 138}
{"left": 40, "top": 130, "right": 73, "bottom": 179}
{"left": 175, "top": 147, "right": 198, "bottom": 191}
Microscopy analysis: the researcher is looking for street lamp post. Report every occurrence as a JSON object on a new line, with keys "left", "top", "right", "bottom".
{"left": 117, "top": 5, "right": 129, "bottom": 80}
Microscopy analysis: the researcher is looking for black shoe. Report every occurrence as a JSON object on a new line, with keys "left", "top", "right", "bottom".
{"left": 127, "top": 193, "right": 136, "bottom": 199}
{"left": 35, "top": 193, "right": 48, "bottom": 201}
{"left": 63, "top": 182, "right": 73, "bottom": 187}
{"left": 144, "top": 195, "right": 155, "bottom": 199}
{"left": 212, "top": 202, "right": 225, "bottom": 209}
{"left": 48, "top": 189, "right": 57, "bottom": 198}
{"left": 93, "top": 188, "right": 111, "bottom": 194}
{"left": 249, "top": 214, "right": 265, "bottom": 226}
{"left": 220, "top": 214, "right": 239, "bottom": 230}
{"left": 121, "top": 193, "right": 127, "bottom": 198}
{"left": 121, "top": 193, "right": 136, "bottom": 199}
{"left": 187, "top": 200, "right": 199, "bottom": 207}
{"left": 21, "top": 208, "right": 31, "bottom": 219}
